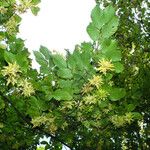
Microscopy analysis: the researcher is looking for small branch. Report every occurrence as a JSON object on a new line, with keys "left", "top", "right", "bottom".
{"left": 0, "top": 91, "right": 72, "bottom": 149}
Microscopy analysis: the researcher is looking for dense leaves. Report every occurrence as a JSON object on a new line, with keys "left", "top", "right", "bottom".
{"left": 0, "top": 0, "right": 149, "bottom": 150}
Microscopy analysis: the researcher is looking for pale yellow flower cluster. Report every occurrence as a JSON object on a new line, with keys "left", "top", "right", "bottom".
{"left": 48, "top": 123, "right": 58, "bottom": 134}
{"left": 121, "top": 135, "right": 128, "bottom": 150}
{"left": 83, "top": 95, "right": 97, "bottom": 105}
{"left": 18, "top": 79, "right": 35, "bottom": 97}
{"left": 125, "top": 112, "right": 134, "bottom": 124}
{"left": 4, "top": 16, "right": 18, "bottom": 35}
{"left": 88, "top": 75, "right": 103, "bottom": 89}
{"left": 81, "top": 75, "right": 104, "bottom": 95}
{"left": 1, "top": 62, "right": 21, "bottom": 85}
{"left": 111, "top": 112, "right": 133, "bottom": 127}
{"left": 16, "top": 0, "right": 33, "bottom": 13}
{"left": 81, "top": 83, "right": 93, "bottom": 95}
{"left": 0, "top": 6, "right": 7, "bottom": 14}
{"left": 111, "top": 115, "right": 125, "bottom": 127}
{"left": 138, "top": 120, "right": 144, "bottom": 136}
{"left": 32, "top": 114, "right": 57, "bottom": 134}
{"left": 61, "top": 101, "right": 76, "bottom": 111}
{"left": 81, "top": 74, "right": 109, "bottom": 106}
{"left": 96, "top": 89, "right": 109, "bottom": 100}
{"left": 1, "top": 62, "right": 35, "bottom": 97}
{"left": 97, "top": 59, "right": 114, "bottom": 75}
{"left": 31, "top": 115, "right": 49, "bottom": 128}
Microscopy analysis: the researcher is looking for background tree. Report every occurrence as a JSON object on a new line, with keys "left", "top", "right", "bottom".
{"left": 0, "top": 0, "right": 149, "bottom": 149}
{"left": 98, "top": 1, "right": 150, "bottom": 149}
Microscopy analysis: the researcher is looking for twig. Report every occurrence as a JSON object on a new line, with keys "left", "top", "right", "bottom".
{"left": 0, "top": 91, "right": 72, "bottom": 149}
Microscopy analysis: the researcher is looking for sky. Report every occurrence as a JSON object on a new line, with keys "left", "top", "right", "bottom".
{"left": 18, "top": 0, "right": 96, "bottom": 148}
{"left": 19, "top": 0, "right": 95, "bottom": 54}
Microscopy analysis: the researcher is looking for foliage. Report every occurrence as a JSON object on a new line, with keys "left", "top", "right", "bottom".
{"left": 0, "top": 0, "right": 149, "bottom": 149}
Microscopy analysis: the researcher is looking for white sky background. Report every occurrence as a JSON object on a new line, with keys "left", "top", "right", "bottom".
{"left": 19, "top": 0, "right": 96, "bottom": 149}
{"left": 19, "top": 0, "right": 95, "bottom": 54}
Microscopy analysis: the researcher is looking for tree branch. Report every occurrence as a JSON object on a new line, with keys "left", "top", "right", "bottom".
{"left": 0, "top": 91, "right": 72, "bottom": 149}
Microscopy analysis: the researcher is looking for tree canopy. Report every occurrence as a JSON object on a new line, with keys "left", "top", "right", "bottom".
{"left": 0, "top": 0, "right": 149, "bottom": 149}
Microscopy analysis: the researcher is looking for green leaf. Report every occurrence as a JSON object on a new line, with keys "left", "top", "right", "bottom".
{"left": 13, "top": 14, "right": 22, "bottom": 23}
{"left": 34, "top": 51, "right": 48, "bottom": 66}
{"left": 57, "top": 68, "right": 73, "bottom": 79}
{"left": 40, "top": 66, "right": 51, "bottom": 74}
{"left": 91, "top": 5, "right": 103, "bottom": 29}
{"left": 126, "top": 104, "right": 136, "bottom": 112}
{"left": 52, "top": 54, "right": 67, "bottom": 68}
{"left": 68, "top": 49, "right": 85, "bottom": 71}
{"left": 109, "top": 88, "right": 126, "bottom": 101}
{"left": 132, "top": 112, "right": 142, "bottom": 119}
{"left": 53, "top": 89, "right": 73, "bottom": 100}
{"left": 101, "top": 16, "right": 119, "bottom": 38}
{"left": 101, "top": 39, "right": 118, "bottom": 52}
{"left": 27, "top": 96, "right": 47, "bottom": 117}
{"left": 87, "top": 5, "right": 119, "bottom": 41}
{"left": 4, "top": 51, "right": 16, "bottom": 63}
{"left": 31, "top": 0, "right": 41, "bottom": 5}
{"left": 103, "top": 5, "right": 116, "bottom": 24}
{"left": 31, "top": 6, "right": 40, "bottom": 16}
{"left": 16, "top": 52, "right": 29, "bottom": 72}
{"left": 99, "top": 100, "right": 109, "bottom": 108}
{"left": 39, "top": 45, "right": 51, "bottom": 60}
{"left": 113, "top": 62, "right": 124, "bottom": 73}
{"left": 105, "top": 49, "right": 122, "bottom": 62}
{"left": 105, "top": 73, "right": 113, "bottom": 81}
{"left": 34, "top": 47, "right": 54, "bottom": 74}
{"left": 58, "top": 80, "right": 73, "bottom": 88}
{"left": 100, "top": 39, "right": 122, "bottom": 61}
{"left": 87, "top": 23, "right": 100, "bottom": 41}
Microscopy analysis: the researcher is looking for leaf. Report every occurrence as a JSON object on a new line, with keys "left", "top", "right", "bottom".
{"left": 101, "top": 16, "right": 119, "bottom": 38}
{"left": 57, "top": 68, "right": 73, "bottom": 79}
{"left": 126, "top": 104, "right": 136, "bottom": 111}
{"left": 113, "top": 62, "right": 124, "bottom": 73}
{"left": 31, "top": 6, "right": 40, "bottom": 16}
{"left": 31, "top": 0, "right": 41, "bottom": 5}
{"left": 52, "top": 54, "right": 67, "bottom": 68}
{"left": 87, "top": 5, "right": 119, "bottom": 41}
{"left": 39, "top": 45, "right": 52, "bottom": 60}
{"left": 53, "top": 89, "right": 73, "bottom": 100}
{"left": 16, "top": 52, "right": 29, "bottom": 72}
{"left": 34, "top": 51, "right": 48, "bottom": 66}
{"left": 103, "top": 5, "right": 116, "bottom": 24}
{"left": 105, "top": 73, "right": 113, "bottom": 81}
{"left": 132, "top": 112, "right": 142, "bottom": 119}
{"left": 101, "top": 39, "right": 118, "bottom": 52}
{"left": 67, "top": 55, "right": 76, "bottom": 70}
{"left": 71, "top": 50, "right": 85, "bottom": 70}
{"left": 40, "top": 66, "right": 51, "bottom": 74}
{"left": 4, "top": 51, "right": 16, "bottom": 63}
{"left": 58, "top": 80, "right": 73, "bottom": 88}
{"left": 105, "top": 49, "right": 122, "bottom": 62}
{"left": 100, "top": 39, "right": 122, "bottom": 61}
{"left": 99, "top": 100, "right": 109, "bottom": 108}
{"left": 87, "top": 23, "right": 100, "bottom": 41}
{"left": 109, "top": 88, "right": 126, "bottom": 101}
{"left": 27, "top": 96, "right": 47, "bottom": 117}
{"left": 13, "top": 14, "right": 22, "bottom": 23}
{"left": 34, "top": 46, "right": 55, "bottom": 74}
{"left": 91, "top": 5, "right": 103, "bottom": 29}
